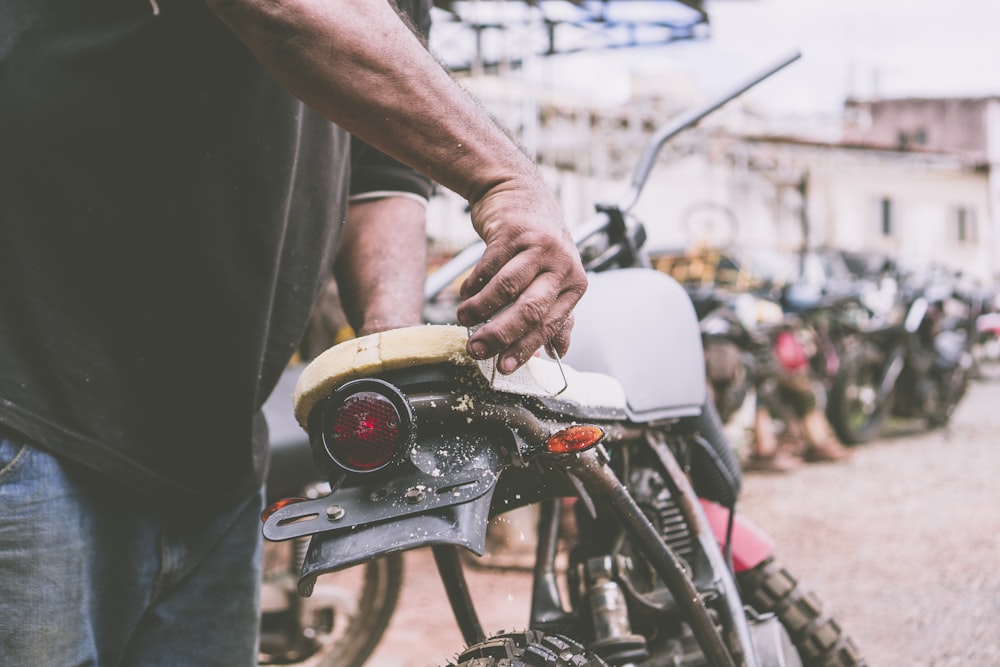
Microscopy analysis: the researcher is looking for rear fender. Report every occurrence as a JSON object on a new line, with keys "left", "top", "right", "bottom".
{"left": 261, "top": 435, "right": 504, "bottom": 595}
{"left": 699, "top": 499, "right": 774, "bottom": 573}
{"left": 297, "top": 496, "right": 493, "bottom": 596}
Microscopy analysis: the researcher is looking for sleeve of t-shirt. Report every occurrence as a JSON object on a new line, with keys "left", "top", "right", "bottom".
{"left": 349, "top": 136, "right": 434, "bottom": 205}
{"left": 348, "top": 0, "right": 434, "bottom": 205}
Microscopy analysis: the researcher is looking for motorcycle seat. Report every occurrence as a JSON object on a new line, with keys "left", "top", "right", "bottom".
{"left": 291, "top": 324, "right": 630, "bottom": 428}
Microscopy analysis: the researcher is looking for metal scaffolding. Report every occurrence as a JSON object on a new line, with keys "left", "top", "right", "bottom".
{"left": 430, "top": 0, "right": 710, "bottom": 73}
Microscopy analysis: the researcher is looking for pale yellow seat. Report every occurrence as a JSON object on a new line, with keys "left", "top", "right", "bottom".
{"left": 291, "top": 324, "right": 628, "bottom": 429}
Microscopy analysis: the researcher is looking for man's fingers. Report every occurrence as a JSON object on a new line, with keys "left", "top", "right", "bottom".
{"left": 458, "top": 226, "right": 566, "bottom": 301}
{"left": 546, "top": 312, "right": 574, "bottom": 359}
{"left": 456, "top": 252, "right": 535, "bottom": 327}
{"left": 463, "top": 278, "right": 552, "bottom": 363}
{"left": 458, "top": 183, "right": 587, "bottom": 372}
{"left": 465, "top": 281, "right": 583, "bottom": 373}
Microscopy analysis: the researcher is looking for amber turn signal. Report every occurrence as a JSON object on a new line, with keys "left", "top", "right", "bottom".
{"left": 261, "top": 497, "right": 309, "bottom": 524}
{"left": 545, "top": 425, "right": 605, "bottom": 454}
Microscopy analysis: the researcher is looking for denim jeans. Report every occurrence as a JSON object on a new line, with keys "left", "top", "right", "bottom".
{"left": 0, "top": 436, "right": 263, "bottom": 667}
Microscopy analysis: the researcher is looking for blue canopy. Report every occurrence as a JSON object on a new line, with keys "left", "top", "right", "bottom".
{"left": 430, "top": 0, "right": 710, "bottom": 71}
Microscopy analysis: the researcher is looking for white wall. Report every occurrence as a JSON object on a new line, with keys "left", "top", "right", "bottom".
{"left": 806, "top": 150, "right": 993, "bottom": 280}
{"left": 426, "top": 123, "right": 998, "bottom": 284}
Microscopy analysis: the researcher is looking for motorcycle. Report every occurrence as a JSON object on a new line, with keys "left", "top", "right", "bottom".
{"left": 977, "top": 311, "right": 1000, "bottom": 366}
{"left": 260, "top": 52, "right": 867, "bottom": 667}
{"left": 696, "top": 290, "right": 786, "bottom": 427}
{"left": 259, "top": 366, "right": 404, "bottom": 667}
{"left": 700, "top": 298, "right": 756, "bottom": 426}
{"left": 663, "top": 246, "right": 855, "bottom": 429}
{"left": 826, "top": 265, "right": 977, "bottom": 444}
{"left": 686, "top": 274, "right": 832, "bottom": 435}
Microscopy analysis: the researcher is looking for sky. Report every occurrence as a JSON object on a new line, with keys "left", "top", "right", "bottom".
{"left": 437, "top": 0, "right": 1000, "bottom": 118}
{"left": 695, "top": 0, "right": 1000, "bottom": 116}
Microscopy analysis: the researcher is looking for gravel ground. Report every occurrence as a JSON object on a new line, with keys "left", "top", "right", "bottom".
{"left": 735, "top": 366, "right": 1000, "bottom": 666}
{"left": 364, "top": 366, "right": 1000, "bottom": 667}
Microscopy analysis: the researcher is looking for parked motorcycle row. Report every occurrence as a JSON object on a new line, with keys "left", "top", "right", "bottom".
{"left": 659, "top": 243, "right": 998, "bottom": 463}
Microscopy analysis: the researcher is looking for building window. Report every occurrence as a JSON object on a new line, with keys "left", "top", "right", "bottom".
{"left": 878, "top": 197, "right": 894, "bottom": 237}
{"left": 953, "top": 206, "right": 978, "bottom": 243}
{"left": 896, "top": 128, "right": 928, "bottom": 149}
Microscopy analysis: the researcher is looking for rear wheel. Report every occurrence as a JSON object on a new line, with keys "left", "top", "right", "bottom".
{"left": 738, "top": 557, "right": 867, "bottom": 667}
{"left": 451, "top": 630, "right": 608, "bottom": 667}
{"left": 926, "top": 361, "right": 971, "bottom": 428}
{"left": 312, "top": 553, "right": 403, "bottom": 667}
{"left": 259, "top": 549, "right": 403, "bottom": 667}
{"left": 827, "top": 343, "right": 892, "bottom": 445}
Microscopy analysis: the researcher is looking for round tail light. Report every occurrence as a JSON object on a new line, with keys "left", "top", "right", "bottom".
{"left": 310, "top": 379, "right": 414, "bottom": 473}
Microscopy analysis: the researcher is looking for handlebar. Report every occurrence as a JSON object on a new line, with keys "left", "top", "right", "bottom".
{"left": 424, "top": 50, "right": 802, "bottom": 303}
{"left": 616, "top": 50, "right": 801, "bottom": 213}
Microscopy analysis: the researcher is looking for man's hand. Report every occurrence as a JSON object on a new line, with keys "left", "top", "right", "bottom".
{"left": 458, "top": 176, "right": 587, "bottom": 374}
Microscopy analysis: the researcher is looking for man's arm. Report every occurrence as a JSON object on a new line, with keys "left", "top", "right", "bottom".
{"left": 335, "top": 196, "right": 428, "bottom": 336}
{"left": 207, "top": 0, "right": 586, "bottom": 374}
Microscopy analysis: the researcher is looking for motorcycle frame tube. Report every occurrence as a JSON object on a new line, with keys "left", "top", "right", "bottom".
{"left": 878, "top": 348, "right": 906, "bottom": 402}
{"left": 644, "top": 431, "right": 761, "bottom": 667}
{"left": 434, "top": 499, "right": 574, "bottom": 647}
{"left": 529, "top": 498, "right": 574, "bottom": 632}
{"left": 550, "top": 444, "right": 745, "bottom": 667}
{"left": 432, "top": 544, "right": 486, "bottom": 646}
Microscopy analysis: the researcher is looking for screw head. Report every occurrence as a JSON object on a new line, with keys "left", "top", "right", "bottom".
{"left": 404, "top": 486, "right": 427, "bottom": 504}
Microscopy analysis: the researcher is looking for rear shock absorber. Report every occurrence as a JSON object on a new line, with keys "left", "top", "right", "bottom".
{"left": 584, "top": 556, "right": 649, "bottom": 666}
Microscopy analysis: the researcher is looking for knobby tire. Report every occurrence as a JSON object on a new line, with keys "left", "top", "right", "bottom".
{"left": 450, "top": 629, "right": 608, "bottom": 667}
{"left": 737, "top": 557, "right": 867, "bottom": 667}
{"left": 827, "top": 345, "right": 893, "bottom": 445}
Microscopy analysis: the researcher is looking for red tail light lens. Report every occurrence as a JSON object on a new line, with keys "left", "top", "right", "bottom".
{"left": 315, "top": 380, "right": 414, "bottom": 473}
{"left": 327, "top": 392, "right": 401, "bottom": 470}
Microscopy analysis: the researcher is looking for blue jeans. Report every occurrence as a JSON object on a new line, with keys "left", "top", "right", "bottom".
{"left": 0, "top": 436, "right": 263, "bottom": 666}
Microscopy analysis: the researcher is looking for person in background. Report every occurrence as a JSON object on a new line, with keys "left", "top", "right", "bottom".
{"left": 746, "top": 332, "right": 852, "bottom": 472}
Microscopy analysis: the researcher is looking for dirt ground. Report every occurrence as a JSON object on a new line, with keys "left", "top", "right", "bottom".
{"left": 364, "top": 365, "right": 1000, "bottom": 667}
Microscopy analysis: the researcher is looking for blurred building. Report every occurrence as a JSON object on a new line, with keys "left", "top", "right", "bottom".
{"left": 421, "top": 0, "right": 999, "bottom": 285}
{"left": 740, "top": 96, "right": 1000, "bottom": 283}
{"left": 429, "top": 92, "right": 1000, "bottom": 286}
{"left": 842, "top": 97, "right": 1000, "bottom": 161}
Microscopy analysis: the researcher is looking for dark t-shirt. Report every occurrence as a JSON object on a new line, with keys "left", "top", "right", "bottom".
{"left": 0, "top": 0, "right": 425, "bottom": 507}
